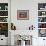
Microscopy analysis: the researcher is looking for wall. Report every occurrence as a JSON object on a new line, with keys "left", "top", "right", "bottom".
{"left": 11, "top": 0, "right": 46, "bottom": 30}
{"left": 11, "top": 0, "right": 38, "bottom": 30}
{"left": 11, "top": 0, "right": 46, "bottom": 46}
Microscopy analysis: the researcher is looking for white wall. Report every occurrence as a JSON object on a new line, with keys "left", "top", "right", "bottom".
{"left": 11, "top": 0, "right": 46, "bottom": 30}
{"left": 11, "top": 0, "right": 38, "bottom": 45}
{"left": 11, "top": 0, "right": 38, "bottom": 30}
{"left": 11, "top": 0, "right": 46, "bottom": 46}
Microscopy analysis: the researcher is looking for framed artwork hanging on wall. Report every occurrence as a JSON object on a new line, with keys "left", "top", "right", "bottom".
{"left": 17, "top": 10, "right": 29, "bottom": 20}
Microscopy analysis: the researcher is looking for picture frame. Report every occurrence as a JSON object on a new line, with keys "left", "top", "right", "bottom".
{"left": 17, "top": 10, "right": 29, "bottom": 20}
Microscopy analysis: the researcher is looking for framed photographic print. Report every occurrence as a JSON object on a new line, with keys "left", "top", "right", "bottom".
{"left": 17, "top": 10, "right": 29, "bottom": 20}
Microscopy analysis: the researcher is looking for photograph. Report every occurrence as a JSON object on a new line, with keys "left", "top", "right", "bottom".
{"left": 17, "top": 10, "right": 29, "bottom": 20}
